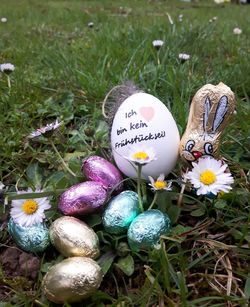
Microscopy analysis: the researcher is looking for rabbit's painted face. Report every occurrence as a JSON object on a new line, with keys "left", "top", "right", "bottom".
{"left": 181, "top": 138, "right": 214, "bottom": 162}
{"left": 180, "top": 82, "right": 235, "bottom": 164}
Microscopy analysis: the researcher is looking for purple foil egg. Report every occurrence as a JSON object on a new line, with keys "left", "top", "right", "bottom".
{"left": 58, "top": 181, "right": 108, "bottom": 216}
{"left": 82, "top": 156, "right": 123, "bottom": 194}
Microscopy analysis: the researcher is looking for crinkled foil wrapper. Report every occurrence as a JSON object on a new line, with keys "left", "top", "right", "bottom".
{"left": 103, "top": 190, "right": 140, "bottom": 234}
{"left": 49, "top": 216, "right": 100, "bottom": 258}
{"left": 8, "top": 218, "right": 50, "bottom": 253}
{"left": 58, "top": 181, "right": 108, "bottom": 216}
{"left": 82, "top": 155, "right": 123, "bottom": 193}
{"left": 128, "top": 209, "right": 171, "bottom": 251}
{"left": 42, "top": 257, "right": 103, "bottom": 304}
{"left": 180, "top": 82, "right": 236, "bottom": 164}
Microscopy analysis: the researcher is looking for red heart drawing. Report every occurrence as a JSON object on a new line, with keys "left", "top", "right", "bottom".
{"left": 139, "top": 107, "right": 155, "bottom": 121}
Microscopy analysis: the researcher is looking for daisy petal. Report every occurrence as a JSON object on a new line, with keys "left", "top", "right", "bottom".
{"left": 10, "top": 189, "right": 51, "bottom": 227}
{"left": 185, "top": 157, "right": 234, "bottom": 196}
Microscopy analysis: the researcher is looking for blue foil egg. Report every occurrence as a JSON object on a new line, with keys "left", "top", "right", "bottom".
{"left": 205, "top": 192, "right": 217, "bottom": 199}
{"left": 103, "top": 191, "right": 140, "bottom": 234}
{"left": 127, "top": 209, "right": 171, "bottom": 251}
{"left": 8, "top": 218, "right": 50, "bottom": 253}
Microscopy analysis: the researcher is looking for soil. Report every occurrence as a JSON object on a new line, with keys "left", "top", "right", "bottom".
{"left": 0, "top": 243, "right": 40, "bottom": 301}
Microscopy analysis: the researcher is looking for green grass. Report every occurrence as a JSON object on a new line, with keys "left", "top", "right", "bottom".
{"left": 0, "top": 0, "right": 250, "bottom": 306}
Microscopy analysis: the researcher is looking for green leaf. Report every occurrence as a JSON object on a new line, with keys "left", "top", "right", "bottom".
{"left": 44, "top": 171, "right": 76, "bottom": 189}
{"left": 88, "top": 290, "right": 113, "bottom": 303}
{"left": 162, "top": 224, "right": 192, "bottom": 243}
{"left": 214, "top": 199, "right": 227, "bottom": 209}
{"left": 191, "top": 207, "right": 206, "bottom": 217}
{"left": 96, "top": 231, "right": 112, "bottom": 245}
{"left": 115, "top": 254, "right": 134, "bottom": 277}
{"left": 244, "top": 274, "right": 250, "bottom": 299}
{"left": 97, "top": 251, "right": 116, "bottom": 275}
{"left": 171, "top": 224, "right": 193, "bottom": 236}
{"left": 26, "top": 163, "right": 44, "bottom": 188}
{"left": 157, "top": 191, "right": 173, "bottom": 211}
{"left": 41, "top": 255, "right": 64, "bottom": 273}
{"left": 40, "top": 262, "right": 54, "bottom": 273}
{"left": 64, "top": 151, "right": 86, "bottom": 160}
{"left": 67, "top": 157, "right": 83, "bottom": 175}
{"left": 0, "top": 303, "right": 13, "bottom": 307}
{"left": 84, "top": 214, "right": 102, "bottom": 227}
{"left": 37, "top": 92, "right": 75, "bottom": 123}
{"left": 95, "top": 120, "right": 108, "bottom": 139}
{"left": 230, "top": 229, "right": 250, "bottom": 243}
{"left": 166, "top": 205, "right": 181, "bottom": 223}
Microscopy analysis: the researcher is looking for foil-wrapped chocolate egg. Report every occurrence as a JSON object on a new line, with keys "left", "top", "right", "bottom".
{"left": 42, "top": 257, "right": 103, "bottom": 304}
{"left": 49, "top": 216, "right": 99, "bottom": 258}
{"left": 8, "top": 218, "right": 50, "bottom": 253}
{"left": 103, "top": 191, "right": 140, "bottom": 234}
{"left": 82, "top": 155, "right": 123, "bottom": 193}
{"left": 58, "top": 181, "right": 108, "bottom": 216}
{"left": 127, "top": 209, "right": 171, "bottom": 251}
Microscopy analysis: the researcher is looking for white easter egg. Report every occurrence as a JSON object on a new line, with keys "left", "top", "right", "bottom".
{"left": 111, "top": 93, "right": 180, "bottom": 179}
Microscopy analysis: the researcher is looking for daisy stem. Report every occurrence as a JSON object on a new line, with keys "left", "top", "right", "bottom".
{"left": 50, "top": 139, "right": 77, "bottom": 177}
{"left": 137, "top": 164, "right": 144, "bottom": 212}
{"left": 7, "top": 75, "right": 11, "bottom": 89}
{"left": 34, "top": 300, "right": 48, "bottom": 307}
{"left": 7, "top": 189, "right": 66, "bottom": 200}
{"left": 157, "top": 54, "right": 160, "bottom": 66}
{"left": 177, "top": 168, "right": 188, "bottom": 207}
{"left": 148, "top": 192, "right": 158, "bottom": 210}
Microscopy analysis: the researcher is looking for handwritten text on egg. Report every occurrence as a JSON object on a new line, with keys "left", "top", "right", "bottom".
{"left": 115, "top": 109, "right": 166, "bottom": 149}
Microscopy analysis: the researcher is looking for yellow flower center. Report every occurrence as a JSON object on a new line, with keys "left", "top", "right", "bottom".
{"left": 200, "top": 169, "right": 216, "bottom": 185}
{"left": 22, "top": 200, "right": 38, "bottom": 215}
{"left": 132, "top": 151, "right": 149, "bottom": 160}
{"left": 154, "top": 180, "right": 167, "bottom": 189}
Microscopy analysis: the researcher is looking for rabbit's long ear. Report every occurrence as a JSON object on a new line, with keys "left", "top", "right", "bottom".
{"left": 212, "top": 95, "right": 228, "bottom": 132}
{"left": 203, "top": 96, "right": 211, "bottom": 133}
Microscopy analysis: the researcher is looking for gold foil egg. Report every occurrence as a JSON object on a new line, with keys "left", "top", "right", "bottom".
{"left": 180, "top": 82, "right": 235, "bottom": 164}
{"left": 49, "top": 216, "right": 100, "bottom": 259}
{"left": 42, "top": 257, "right": 103, "bottom": 304}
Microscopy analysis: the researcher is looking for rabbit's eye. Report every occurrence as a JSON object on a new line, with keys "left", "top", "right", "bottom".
{"left": 204, "top": 142, "right": 213, "bottom": 155}
{"left": 185, "top": 140, "right": 195, "bottom": 152}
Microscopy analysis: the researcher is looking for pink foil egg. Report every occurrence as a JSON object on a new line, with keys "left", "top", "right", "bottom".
{"left": 82, "top": 156, "right": 123, "bottom": 193}
{"left": 58, "top": 181, "right": 108, "bottom": 216}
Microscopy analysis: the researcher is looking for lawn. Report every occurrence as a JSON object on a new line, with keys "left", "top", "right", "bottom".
{"left": 0, "top": 0, "right": 250, "bottom": 306}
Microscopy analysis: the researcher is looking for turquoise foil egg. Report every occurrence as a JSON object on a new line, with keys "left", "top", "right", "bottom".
{"left": 103, "top": 191, "right": 140, "bottom": 234}
{"left": 8, "top": 218, "right": 50, "bottom": 253}
{"left": 127, "top": 209, "right": 171, "bottom": 251}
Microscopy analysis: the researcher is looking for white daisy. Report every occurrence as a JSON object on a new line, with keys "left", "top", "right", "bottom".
{"left": 10, "top": 189, "right": 51, "bottom": 227}
{"left": 124, "top": 145, "right": 157, "bottom": 165}
{"left": 152, "top": 40, "right": 164, "bottom": 50}
{"left": 27, "top": 119, "right": 62, "bottom": 139}
{"left": 148, "top": 174, "right": 172, "bottom": 192}
{"left": 184, "top": 157, "right": 234, "bottom": 196}
{"left": 233, "top": 27, "right": 242, "bottom": 35}
{"left": 0, "top": 63, "right": 15, "bottom": 74}
{"left": 214, "top": 0, "right": 230, "bottom": 3}
{"left": 1, "top": 17, "right": 7, "bottom": 23}
{"left": 179, "top": 53, "right": 190, "bottom": 61}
